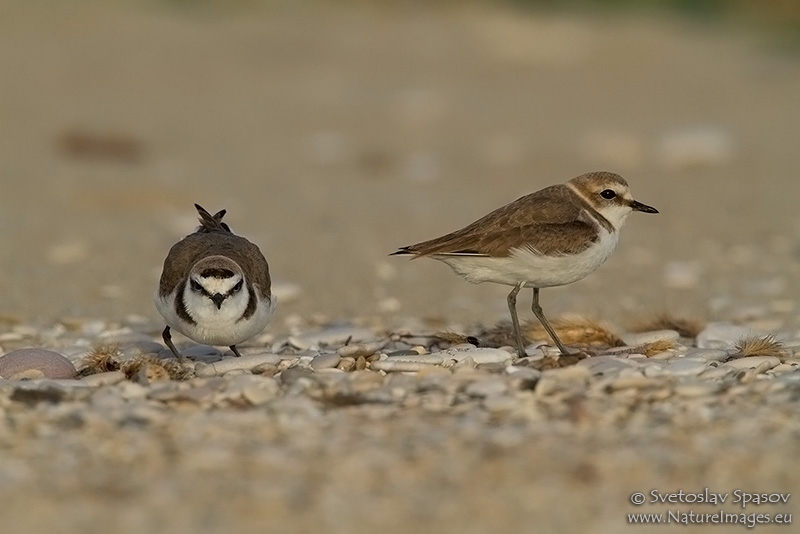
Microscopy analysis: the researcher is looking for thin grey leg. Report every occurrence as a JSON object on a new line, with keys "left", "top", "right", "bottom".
{"left": 162, "top": 325, "right": 186, "bottom": 362}
{"left": 229, "top": 345, "right": 243, "bottom": 358}
{"left": 507, "top": 281, "right": 527, "bottom": 357}
{"left": 531, "top": 288, "right": 569, "bottom": 354}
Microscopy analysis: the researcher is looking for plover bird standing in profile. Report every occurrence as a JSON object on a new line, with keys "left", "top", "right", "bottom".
{"left": 392, "top": 171, "right": 658, "bottom": 357}
{"left": 155, "top": 204, "right": 276, "bottom": 361}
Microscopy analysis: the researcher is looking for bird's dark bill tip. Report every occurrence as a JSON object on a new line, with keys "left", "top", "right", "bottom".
{"left": 630, "top": 200, "right": 659, "bottom": 214}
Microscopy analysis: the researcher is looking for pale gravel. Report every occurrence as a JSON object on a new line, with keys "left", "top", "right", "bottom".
{"left": 1, "top": 347, "right": 798, "bottom": 534}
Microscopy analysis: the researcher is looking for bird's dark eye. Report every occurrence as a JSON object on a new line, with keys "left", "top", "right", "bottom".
{"left": 232, "top": 280, "right": 243, "bottom": 292}
{"left": 600, "top": 189, "right": 616, "bottom": 199}
{"left": 190, "top": 280, "right": 202, "bottom": 292}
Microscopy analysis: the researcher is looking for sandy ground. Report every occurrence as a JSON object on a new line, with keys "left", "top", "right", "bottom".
{"left": 1, "top": 1, "right": 800, "bottom": 533}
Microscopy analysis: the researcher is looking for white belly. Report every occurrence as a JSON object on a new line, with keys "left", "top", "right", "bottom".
{"left": 155, "top": 293, "right": 277, "bottom": 346}
{"left": 434, "top": 229, "right": 619, "bottom": 288}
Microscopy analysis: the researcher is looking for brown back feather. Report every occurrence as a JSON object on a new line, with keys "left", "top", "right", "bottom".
{"left": 394, "top": 184, "right": 601, "bottom": 257}
{"left": 159, "top": 207, "right": 271, "bottom": 298}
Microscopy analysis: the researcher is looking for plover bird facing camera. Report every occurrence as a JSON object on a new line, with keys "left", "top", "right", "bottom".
{"left": 392, "top": 171, "right": 658, "bottom": 357}
{"left": 155, "top": 204, "right": 276, "bottom": 361}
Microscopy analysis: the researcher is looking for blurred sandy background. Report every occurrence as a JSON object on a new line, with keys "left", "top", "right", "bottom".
{"left": 1, "top": 0, "right": 799, "bottom": 332}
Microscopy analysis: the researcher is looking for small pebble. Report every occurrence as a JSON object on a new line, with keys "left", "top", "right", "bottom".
{"left": 337, "top": 357, "right": 356, "bottom": 372}
{"left": 385, "top": 349, "right": 422, "bottom": 357}
{"left": 384, "top": 354, "right": 445, "bottom": 365}
{"left": 442, "top": 348, "right": 512, "bottom": 365}
{"left": 309, "top": 352, "right": 341, "bottom": 370}
{"left": 723, "top": 356, "right": 780, "bottom": 371}
{"left": 195, "top": 354, "right": 282, "bottom": 378}
{"left": 664, "top": 358, "right": 709, "bottom": 377}
{"left": 337, "top": 342, "right": 387, "bottom": 358}
{"left": 370, "top": 360, "right": 431, "bottom": 373}
{"left": 577, "top": 356, "right": 638, "bottom": 376}
{"left": 771, "top": 363, "right": 797, "bottom": 374}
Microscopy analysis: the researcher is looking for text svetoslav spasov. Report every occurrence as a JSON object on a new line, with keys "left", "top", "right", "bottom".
{"left": 649, "top": 489, "right": 790, "bottom": 509}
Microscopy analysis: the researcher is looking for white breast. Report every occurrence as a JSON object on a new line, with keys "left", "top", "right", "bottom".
{"left": 155, "top": 290, "right": 277, "bottom": 346}
{"left": 433, "top": 229, "right": 619, "bottom": 288}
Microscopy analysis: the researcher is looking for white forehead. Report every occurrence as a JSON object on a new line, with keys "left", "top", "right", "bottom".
{"left": 605, "top": 182, "right": 633, "bottom": 199}
{"left": 192, "top": 273, "right": 242, "bottom": 294}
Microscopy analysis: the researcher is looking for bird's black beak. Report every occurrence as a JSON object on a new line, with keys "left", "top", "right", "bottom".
{"left": 630, "top": 200, "right": 659, "bottom": 214}
{"left": 211, "top": 293, "right": 226, "bottom": 309}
